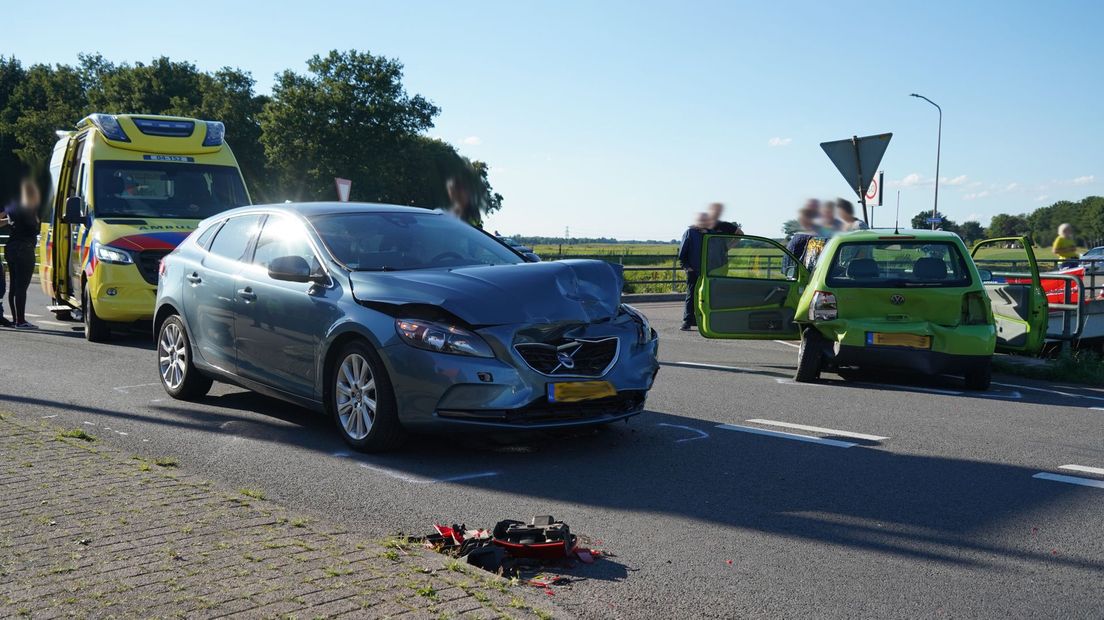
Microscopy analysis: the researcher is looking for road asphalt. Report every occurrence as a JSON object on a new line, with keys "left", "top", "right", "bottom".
{"left": 2, "top": 286, "right": 1102, "bottom": 618}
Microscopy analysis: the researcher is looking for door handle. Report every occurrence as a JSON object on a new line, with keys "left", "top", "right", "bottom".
{"left": 186, "top": 272, "right": 202, "bottom": 284}
{"left": 237, "top": 287, "right": 257, "bottom": 301}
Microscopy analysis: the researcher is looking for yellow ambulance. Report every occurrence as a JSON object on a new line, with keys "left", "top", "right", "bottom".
{"left": 40, "top": 114, "right": 250, "bottom": 341}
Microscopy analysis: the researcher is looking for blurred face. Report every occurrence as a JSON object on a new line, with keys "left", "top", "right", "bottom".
{"left": 798, "top": 211, "right": 815, "bottom": 230}
{"left": 694, "top": 213, "right": 709, "bottom": 229}
{"left": 707, "top": 203, "right": 723, "bottom": 221}
{"left": 447, "top": 182, "right": 469, "bottom": 207}
{"left": 821, "top": 202, "right": 836, "bottom": 221}
{"left": 20, "top": 182, "right": 40, "bottom": 209}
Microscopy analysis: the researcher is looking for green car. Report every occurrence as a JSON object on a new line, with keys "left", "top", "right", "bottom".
{"left": 695, "top": 230, "right": 1049, "bottom": 390}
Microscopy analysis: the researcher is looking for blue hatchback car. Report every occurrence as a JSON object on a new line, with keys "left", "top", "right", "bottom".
{"left": 154, "top": 203, "right": 659, "bottom": 450}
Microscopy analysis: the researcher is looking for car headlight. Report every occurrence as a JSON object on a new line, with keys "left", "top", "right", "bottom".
{"left": 621, "top": 303, "right": 656, "bottom": 344}
{"left": 95, "top": 244, "right": 134, "bottom": 265}
{"left": 395, "top": 319, "right": 495, "bottom": 358}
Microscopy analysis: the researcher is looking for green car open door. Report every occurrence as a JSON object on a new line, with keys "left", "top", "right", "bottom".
{"left": 971, "top": 237, "right": 1048, "bottom": 354}
{"left": 696, "top": 234, "right": 809, "bottom": 340}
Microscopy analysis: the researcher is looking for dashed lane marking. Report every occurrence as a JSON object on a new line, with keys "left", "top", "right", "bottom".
{"left": 113, "top": 383, "right": 162, "bottom": 393}
{"left": 746, "top": 419, "right": 888, "bottom": 442}
{"left": 1032, "top": 472, "right": 1104, "bottom": 489}
{"left": 716, "top": 423, "right": 856, "bottom": 448}
{"left": 1059, "top": 464, "right": 1104, "bottom": 477}
{"left": 656, "top": 423, "right": 709, "bottom": 443}
{"left": 670, "top": 361, "right": 757, "bottom": 373}
{"left": 358, "top": 463, "right": 499, "bottom": 484}
{"left": 993, "top": 381, "right": 1104, "bottom": 403}
{"left": 774, "top": 340, "right": 800, "bottom": 349}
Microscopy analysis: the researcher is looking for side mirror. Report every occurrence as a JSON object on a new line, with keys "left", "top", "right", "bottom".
{"left": 977, "top": 269, "right": 993, "bottom": 282}
{"left": 523, "top": 252, "right": 542, "bottom": 263}
{"left": 64, "top": 196, "right": 84, "bottom": 224}
{"left": 268, "top": 255, "right": 312, "bottom": 283}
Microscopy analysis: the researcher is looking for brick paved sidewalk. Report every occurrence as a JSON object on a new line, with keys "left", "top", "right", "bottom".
{"left": 0, "top": 414, "right": 562, "bottom": 619}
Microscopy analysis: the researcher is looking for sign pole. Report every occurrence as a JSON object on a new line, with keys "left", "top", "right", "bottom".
{"left": 852, "top": 136, "right": 869, "bottom": 224}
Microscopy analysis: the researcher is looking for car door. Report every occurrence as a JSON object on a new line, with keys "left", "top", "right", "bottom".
{"left": 184, "top": 214, "right": 263, "bottom": 373}
{"left": 234, "top": 214, "right": 339, "bottom": 399}
{"left": 970, "top": 237, "right": 1048, "bottom": 354}
{"left": 696, "top": 234, "right": 809, "bottom": 339}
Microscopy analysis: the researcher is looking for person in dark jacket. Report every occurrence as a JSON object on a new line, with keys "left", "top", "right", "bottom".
{"left": 677, "top": 212, "right": 710, "bottom": 330}
{"left": 2, "top": 178, "right": 42, "bottom": 329}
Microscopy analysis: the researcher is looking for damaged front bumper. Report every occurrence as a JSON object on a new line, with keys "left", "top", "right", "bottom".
{"left": 381, "top": 310, "right": 660, "bottom": 432}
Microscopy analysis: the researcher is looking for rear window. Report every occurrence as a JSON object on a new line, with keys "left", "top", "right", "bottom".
{"left": 826, "top": 241, "right": 972, "bottom": 288}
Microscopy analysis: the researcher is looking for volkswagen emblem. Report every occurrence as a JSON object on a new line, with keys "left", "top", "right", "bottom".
{"left": 890, "top": 294, "right": 906, "bottom": 305}
{"left": 556, "top": 351, "right": 576, "bottom": 369}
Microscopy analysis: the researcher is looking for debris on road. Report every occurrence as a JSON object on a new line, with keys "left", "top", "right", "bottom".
{"left": 418, "top": 515, "right": 603, "bottom": 586}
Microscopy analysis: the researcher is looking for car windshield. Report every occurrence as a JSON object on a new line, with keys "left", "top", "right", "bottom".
{"left": 93, "top": 161, "right": 249, "bottom": 219}
{"left": 311, "top": 211, "right": 524, "bottom": 271}
{"left": 826, "top": 240, "right": 972, "bottom": 288}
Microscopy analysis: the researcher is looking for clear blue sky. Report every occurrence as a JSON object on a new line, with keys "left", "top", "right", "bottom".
{"left": 6, "top": 0, "right": 1102, "bottom": 240}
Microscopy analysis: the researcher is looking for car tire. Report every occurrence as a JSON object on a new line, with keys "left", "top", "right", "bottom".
{"left": 83, "top": 287, "right": 110, "bottom": 343}
{"left": 794, "top": 327, "right": 823, "bottom": 383}
{"left": 157, "top": 315, "right": 213, "bottom": 400}
{"left": 964, "top": 360, "right": 992, "bottom": 391}
{"left": 328, "top": 340, "right": 405, "bottom": 452}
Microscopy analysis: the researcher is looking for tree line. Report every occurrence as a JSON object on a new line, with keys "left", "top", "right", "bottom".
{"left": 0, "top": 51, "right": 502, "bottom": 219}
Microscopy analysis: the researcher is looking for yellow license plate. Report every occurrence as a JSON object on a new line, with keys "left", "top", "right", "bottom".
{"left": 870, "top": 333, "right": 931, "bottom": 349}
{"left": 548, "top": 381, "right": 617, "bottom": 403}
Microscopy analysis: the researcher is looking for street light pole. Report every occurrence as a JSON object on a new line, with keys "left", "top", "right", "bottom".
{"left": 910, "top": 93, "right": 942, "bottom": 230}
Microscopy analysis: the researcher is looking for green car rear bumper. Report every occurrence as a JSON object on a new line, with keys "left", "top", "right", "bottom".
{"left": 812, "top": 319, "right": 995, "bottom": 375}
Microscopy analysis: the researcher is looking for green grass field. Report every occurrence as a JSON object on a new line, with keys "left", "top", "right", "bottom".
{"left": 533, "top": 242, "right": 1069, "bottom": 295}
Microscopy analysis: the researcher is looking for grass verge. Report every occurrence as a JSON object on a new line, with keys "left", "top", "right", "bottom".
{"left": 994, "top": 351, "right": 1104, "bottom": 386}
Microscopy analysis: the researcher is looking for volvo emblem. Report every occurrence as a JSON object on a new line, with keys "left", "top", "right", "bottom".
{"left": 890, "top": 294, "right": 905, "bottom": 305}
{"left": 556, "top": 351, "right": 576, "bottom": 369}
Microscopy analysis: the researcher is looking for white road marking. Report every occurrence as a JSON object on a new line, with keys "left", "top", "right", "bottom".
{"left": 1059, "top": 464, "right": 1104, "bottom": 477}
{"left": 82, "top": 421, "right": 96, "bottom": 426}
{"left": 716, "top": 424, "right": 856, "bottom": 448}
{"left": 41, "top": 414, "right": 57, "bottom": 419}
{"left": 358, "top": 463, "right": 499, "bottom": 484}
{"left": 656, "top": 423, "right": 709, "bottom": 443}
{"left": 774, "top": 340, "right": 800, "bottom": 349}
{"left": 1032, "top": 472, "right": 1104, "bottom": 489}
{"left": 331, "top": 451, "right": 351, "bottom": 458}
{"left": 112, "top": 383, "right": 162, "bottom": 393}
{"left": 1091, "top": 407, "right": 1104, "bottom": 412}
{"left": 24, "top": 313, "right": 42, "bottom": 318}
{"left": 746, "top": 419, "right": 888, "bottom": 442}
{"left": 671, "top": 361, "right": 756, "bottom": 373}
{"left": 993, "top": 381, "right": 1104, "bottom": 403}
{"left": 37, "top": 320, "right": 70, "bottom": 327}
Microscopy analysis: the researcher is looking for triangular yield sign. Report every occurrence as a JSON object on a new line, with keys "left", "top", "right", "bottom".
{"left": 820, "top": 133, "right": 892, "bottom": 201}
{"left": 334, "top": 177, "right": 352, "bottom": 202}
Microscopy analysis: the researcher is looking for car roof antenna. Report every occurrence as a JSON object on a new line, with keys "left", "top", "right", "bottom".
{"left": 894, "top": 190, "right": 901, "bottom": 234}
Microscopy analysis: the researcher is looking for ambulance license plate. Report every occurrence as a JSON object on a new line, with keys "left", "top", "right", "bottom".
{"left": 548, "top": 381, "right": 617, "bottom": 403}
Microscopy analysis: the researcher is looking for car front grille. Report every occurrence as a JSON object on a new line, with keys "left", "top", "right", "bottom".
{"left": 514, "top": 337, "right": 619, "bottom": 377}
{"left": 136, "top": 250, "right": 170, "bottom": 285}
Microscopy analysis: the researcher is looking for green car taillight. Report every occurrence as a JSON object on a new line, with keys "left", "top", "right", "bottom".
{"left": 810, "top": 291, "right": 838, "bottom": 321}
{"left": 961, "top": 291, "right": 989, "bottom": 325}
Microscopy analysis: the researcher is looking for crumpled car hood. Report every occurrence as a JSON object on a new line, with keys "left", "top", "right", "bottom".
{"left": 348, "top": 260, "right": 624, "bottom": 326}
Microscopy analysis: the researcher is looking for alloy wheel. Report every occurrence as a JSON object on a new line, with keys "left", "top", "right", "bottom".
{"left": 159, "top": 322, "right": 187, "bottom": 390}
{"left": 336, "top": 353, "right": 377, "bottom": 440}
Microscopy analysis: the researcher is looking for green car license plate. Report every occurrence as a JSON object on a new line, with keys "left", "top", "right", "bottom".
{"left": 548, "top": 381, "right": 617, "bottom": 403}
{"left": 868, "top": 332, "right": 931, "bottom": 349}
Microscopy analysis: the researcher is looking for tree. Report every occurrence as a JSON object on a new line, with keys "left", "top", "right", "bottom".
{"left": 910, "top": 211, "right": 960, "bottom": 236}
{"left": 986, "top": 213, "right": 1030, "bottom": 238}
{"left": 958, "top": 220, "right": 985, "bottom": 245}
{"left": 260, "top": 50, "right": 439, "bottom": 202}
{"left": 781, "top": 219, "right": 800, "bottom": 239}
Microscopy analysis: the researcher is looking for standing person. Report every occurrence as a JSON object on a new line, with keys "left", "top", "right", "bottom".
{"left": 818, "top": 199, "right": 842, "bottom": 235}
{"left": 677, "top": 212, "right": 710, "bottom": 331}
{"left": 3, "top": 178, "right": 41, "bottom": 329}
{"left": 836, "top": 198, "right": 868, "bottom": 231}
{"left": 1052, "top": 223, "right": 1079, "bottom": 268}
{"left": 706, "top": 202, "right": 743, "bottom": 235}
{"left": 446, "top": 176, "right": 480, "bottom": 227}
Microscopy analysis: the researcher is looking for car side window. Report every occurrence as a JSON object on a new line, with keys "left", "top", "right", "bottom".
{"left": 705, "top": 236, "right": 795, "bottom": 281}
{"left": 194, "top": 220, "right": 223, "bottom": 250}
{"left": 252, "top": 215, "right": 321, "bottom": 273}
{"left": 208, "top": 215, "right": 262, "bottom": 262}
